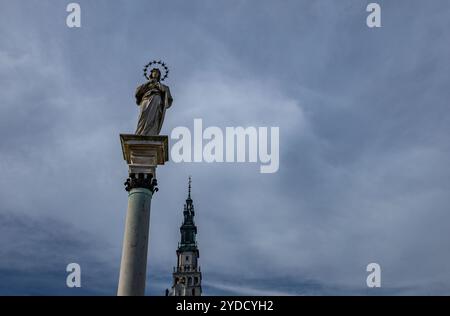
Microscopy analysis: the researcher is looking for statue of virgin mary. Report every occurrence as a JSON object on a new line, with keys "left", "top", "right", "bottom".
{"left": 134, "top": 67, "right": 173, "bottom": 136}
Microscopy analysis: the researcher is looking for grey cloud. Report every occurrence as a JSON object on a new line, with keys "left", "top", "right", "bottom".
{"left": 0, "top": 0, "right": 450, "bottom": 295}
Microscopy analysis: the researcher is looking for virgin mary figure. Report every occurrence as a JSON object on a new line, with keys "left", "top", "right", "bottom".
{"left": 135, "top": 68, "right": 173, "bottom": 136}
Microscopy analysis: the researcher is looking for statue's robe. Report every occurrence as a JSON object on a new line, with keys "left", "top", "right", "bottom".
{"left": 135, "top": 80, "right": 173, "bottom": 136}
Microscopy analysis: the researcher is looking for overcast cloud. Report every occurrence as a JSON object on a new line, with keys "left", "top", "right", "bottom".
{"left": 0, "top": 0, "right": 450, "bottom": 295}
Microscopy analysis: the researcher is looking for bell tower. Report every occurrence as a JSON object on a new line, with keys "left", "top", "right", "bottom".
{"left": 168, "top": 177, "right": 202, "bottom": 296}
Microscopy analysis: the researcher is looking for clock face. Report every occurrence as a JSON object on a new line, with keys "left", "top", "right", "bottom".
{"left": 1, "top": 1, "right": 449, "bottom": 299}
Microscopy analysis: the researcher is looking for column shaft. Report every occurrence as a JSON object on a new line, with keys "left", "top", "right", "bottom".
{"left": 117, "top": 187, "right": 153, "bottom": 296}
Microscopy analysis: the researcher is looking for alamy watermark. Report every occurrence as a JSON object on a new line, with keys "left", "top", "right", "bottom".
{"left": 66, "top": 3, "right": 81, "bottom": 28}
{"left": 66, "top": 263, "right": 81, "bottom": 288}
{"left": 66, "top": 3, "right": 381, "bottom": 29}
{"left": 366, "top": 3, "right": 381, "bottom": 28}
{"left": 171, "top": 119, "right": 279, "bottom": 174}
{"left": 366, "top": 262, "right": 381, "bottom": 288}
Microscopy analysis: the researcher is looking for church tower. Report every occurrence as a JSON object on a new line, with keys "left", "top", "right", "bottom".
{"left": 168, "top": 177, "right": 202, "bottom": 296}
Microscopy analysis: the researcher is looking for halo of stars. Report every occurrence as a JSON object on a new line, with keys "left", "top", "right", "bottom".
{"left": 143, "top": 60, "right": 169, "bottom": 81}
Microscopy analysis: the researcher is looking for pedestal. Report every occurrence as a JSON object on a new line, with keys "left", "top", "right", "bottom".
{"left": 117, "top": 134, "right": 169, "bottom": 296}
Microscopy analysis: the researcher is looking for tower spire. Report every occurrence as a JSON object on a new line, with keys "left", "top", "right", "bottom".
{"left": 167, "top": 176, "right": 202, "bottom": 296}
{"left": 188, "top": 176, "right": 192, "bottom": 199}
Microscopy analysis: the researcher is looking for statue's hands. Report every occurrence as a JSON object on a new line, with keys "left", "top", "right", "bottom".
{"left": 146, "top": 80, "right": 162, "bottom": 91}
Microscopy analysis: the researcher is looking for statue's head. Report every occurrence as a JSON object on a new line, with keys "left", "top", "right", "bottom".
{"left": 150, "top": 68, "right": 161, "bottom": 82}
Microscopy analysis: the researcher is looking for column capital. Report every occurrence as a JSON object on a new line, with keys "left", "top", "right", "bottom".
{"left": 124, "top": 173, "right": 158, "bottom": 193}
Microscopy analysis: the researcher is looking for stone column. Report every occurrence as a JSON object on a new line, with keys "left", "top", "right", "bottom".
{"left": 117, "top": 134, "right": 169, "bottom": 296}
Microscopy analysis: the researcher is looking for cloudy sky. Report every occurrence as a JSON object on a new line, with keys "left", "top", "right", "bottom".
{"left": 1, "top": 0, "right": 450, "bottom": 295}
